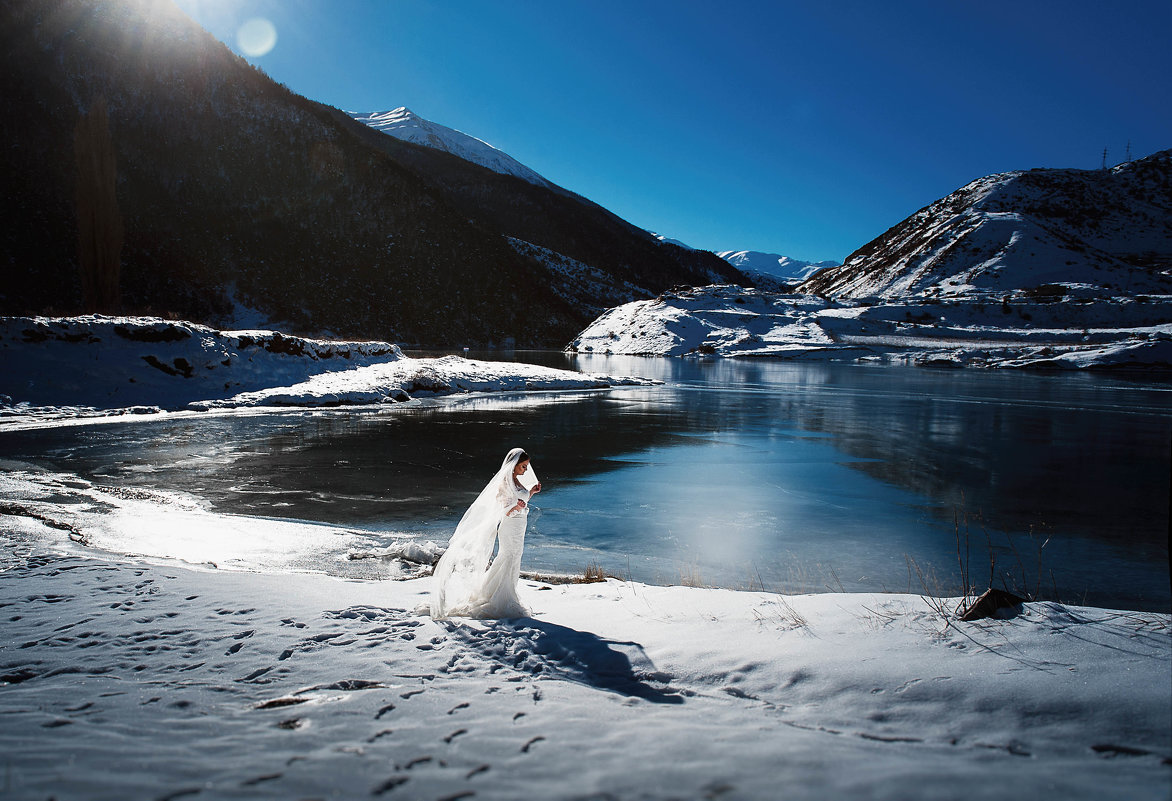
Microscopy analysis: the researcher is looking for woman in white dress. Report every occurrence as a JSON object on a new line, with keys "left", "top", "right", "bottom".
{"left": 430, "top": 448, "right": 541, "bottom": 619}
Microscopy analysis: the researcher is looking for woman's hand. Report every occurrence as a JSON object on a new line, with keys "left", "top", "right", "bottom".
{"left": 530, "top": 482, "right": 542, "bottom": 495}
{"left": 513, "top": 498, "right": 526, "bottom": 513}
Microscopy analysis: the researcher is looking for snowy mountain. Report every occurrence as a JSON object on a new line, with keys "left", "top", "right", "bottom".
{"left": 652, "top": 237, "right": 839, "bottom": 289}
{"left": 803, "top": 151, "right": 1172, "bottom": 301}
{"left": 717, "top": 251, "right": 839, "bottom": 287}
{"left": 652, "top": 233, "right": 695, "bottom": 249}
{"left": 350, "top": 108, "right": 554, "bottom": 189}
{"left": 570, "top": 152, "right": 1172, "bottom": 370}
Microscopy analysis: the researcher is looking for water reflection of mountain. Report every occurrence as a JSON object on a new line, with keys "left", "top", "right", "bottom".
{"left": 569, "top": 356, "right": 1171, "bottom": 553}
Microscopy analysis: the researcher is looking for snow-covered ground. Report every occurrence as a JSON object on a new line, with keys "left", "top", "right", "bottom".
{"left": 0, "top": 316, "right": 643, "bottom": 428}
{"left": 2, "top": 315, "right": 1168, "bottom": 799}
{"left": 568, "top": 285, "right": 1172, "bottom": 369}
{"left": 1, "top": 543, "right": 1167, "bottom": 800}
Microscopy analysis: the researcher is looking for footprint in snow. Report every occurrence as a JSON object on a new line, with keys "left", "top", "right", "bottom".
{"left": 371, "top": 775, "right": 408, "bottom": 795}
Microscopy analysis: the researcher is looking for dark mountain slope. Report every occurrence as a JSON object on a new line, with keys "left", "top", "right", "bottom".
{"left": 0, "top": 0, "right": 736, "bottom": 346}
{"left": 331, "top": 107, "right": 741, "bottom": 292}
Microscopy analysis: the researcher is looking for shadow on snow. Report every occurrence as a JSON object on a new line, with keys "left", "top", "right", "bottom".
{"left": 445, "top": 617, "right": 683, "bottom": 704}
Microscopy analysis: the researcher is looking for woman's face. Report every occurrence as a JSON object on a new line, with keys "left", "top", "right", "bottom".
{"left": 513, "top": 459, "right": 530, "bottom": 477}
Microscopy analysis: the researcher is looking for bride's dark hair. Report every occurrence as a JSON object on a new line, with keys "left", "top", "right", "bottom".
{"left": 515, "top": 450, "right": 529, "bottom": 463}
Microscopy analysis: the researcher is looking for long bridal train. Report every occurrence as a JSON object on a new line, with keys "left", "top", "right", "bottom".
{"left": 428, "top": 448, "right": 539, "bottom": 620}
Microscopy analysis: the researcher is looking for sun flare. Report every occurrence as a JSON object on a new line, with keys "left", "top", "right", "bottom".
{"left": 172, "top": 0, "right": 278, "bottom": 58}
{"left": 236, "top": 16, "right": 277, "bottom": 57}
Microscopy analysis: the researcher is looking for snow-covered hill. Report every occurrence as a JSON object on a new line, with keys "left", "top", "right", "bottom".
{"left": 350, "top": 107, "right": 554, "bottom": 189}
{"left": 567, "top": 285, "right": 1172, "bottom": 369}
{"left": 803, "top": 150, "right": 1172, "bottom": 301}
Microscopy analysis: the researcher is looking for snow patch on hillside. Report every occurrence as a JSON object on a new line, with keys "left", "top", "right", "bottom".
{"left": 507, "top": 238, "right": 654, "bottom": 315}
{"left": 651, "top": 233, "right": 695, "bottom": 249}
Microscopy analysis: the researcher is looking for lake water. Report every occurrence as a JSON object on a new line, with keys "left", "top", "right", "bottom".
{"left": 1, "top": 354, "right": 1169, "bottom": 610}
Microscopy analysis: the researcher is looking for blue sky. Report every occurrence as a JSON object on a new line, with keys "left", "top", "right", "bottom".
{"left": 174, "top": 0, "right": 1170, "bottom": 263}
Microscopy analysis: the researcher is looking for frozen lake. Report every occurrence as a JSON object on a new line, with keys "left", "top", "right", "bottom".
{"left": 1, "top": 355, "right": 1168, "bottom": 610}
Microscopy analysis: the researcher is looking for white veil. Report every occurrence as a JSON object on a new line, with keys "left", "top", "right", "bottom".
{"left": 430, "top": 447, "right": 535, "bottom": 619}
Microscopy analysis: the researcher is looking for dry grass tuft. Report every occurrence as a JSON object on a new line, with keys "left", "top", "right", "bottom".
{"left": 679, "top": 564, "right": 704, "bottom": 588}
{"left": 522, "top": 561, "right": 612, "bottom": 586}
{"left": 581, "top": 561, "right": 608, "bottom": 584}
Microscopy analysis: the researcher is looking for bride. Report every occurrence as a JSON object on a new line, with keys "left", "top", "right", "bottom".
{"left": 429, "top": 448, "right": 541, "bottom": 619}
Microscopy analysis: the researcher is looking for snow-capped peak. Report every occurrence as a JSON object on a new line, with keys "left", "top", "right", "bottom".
{"left": 652, "top": 233, "right": 695, "bottom": 249}
{"left": 349, "top": 107, "right": 553, "bottom": 189}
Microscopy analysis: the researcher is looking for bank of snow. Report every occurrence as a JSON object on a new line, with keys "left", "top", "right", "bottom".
{"left": 0, "top": 316, "right": 641, "bottom": 427}
{"left": 568, "top": 285, "right": 1172, "bottom": 369}
{"left": 0, "top": 546, "right": 1167, "bottom": 801}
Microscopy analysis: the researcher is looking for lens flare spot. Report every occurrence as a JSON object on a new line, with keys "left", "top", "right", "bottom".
{"left": 236, "top": 17, "right": 277, "bottom": 57}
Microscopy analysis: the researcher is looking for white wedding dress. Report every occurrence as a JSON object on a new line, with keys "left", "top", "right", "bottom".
{"left": 429, "top": 448, "right": 535, "bottom": 620}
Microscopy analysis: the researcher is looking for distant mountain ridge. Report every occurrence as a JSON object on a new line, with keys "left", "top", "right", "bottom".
{"left": 350, "top": 108, "right": 555, "bottom": 189}
{"left": 803, "top": 151, "right": 1172, "bottom": 300}
{"left": 717, "top": 251, "right": 839, "bottom": 286}
{"left": 652, "top": 235, "right": 841, "bottom": 288}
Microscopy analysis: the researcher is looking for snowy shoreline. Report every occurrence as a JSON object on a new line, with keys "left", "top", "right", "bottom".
{"left": 0, "top": 315, "right": 648, "bottom": 430}
{"left": 1, "top": 548, "right": 1168, "bottom": 800}
{"left": 568, "top": 285, "right": 1172, "bottom": 370}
